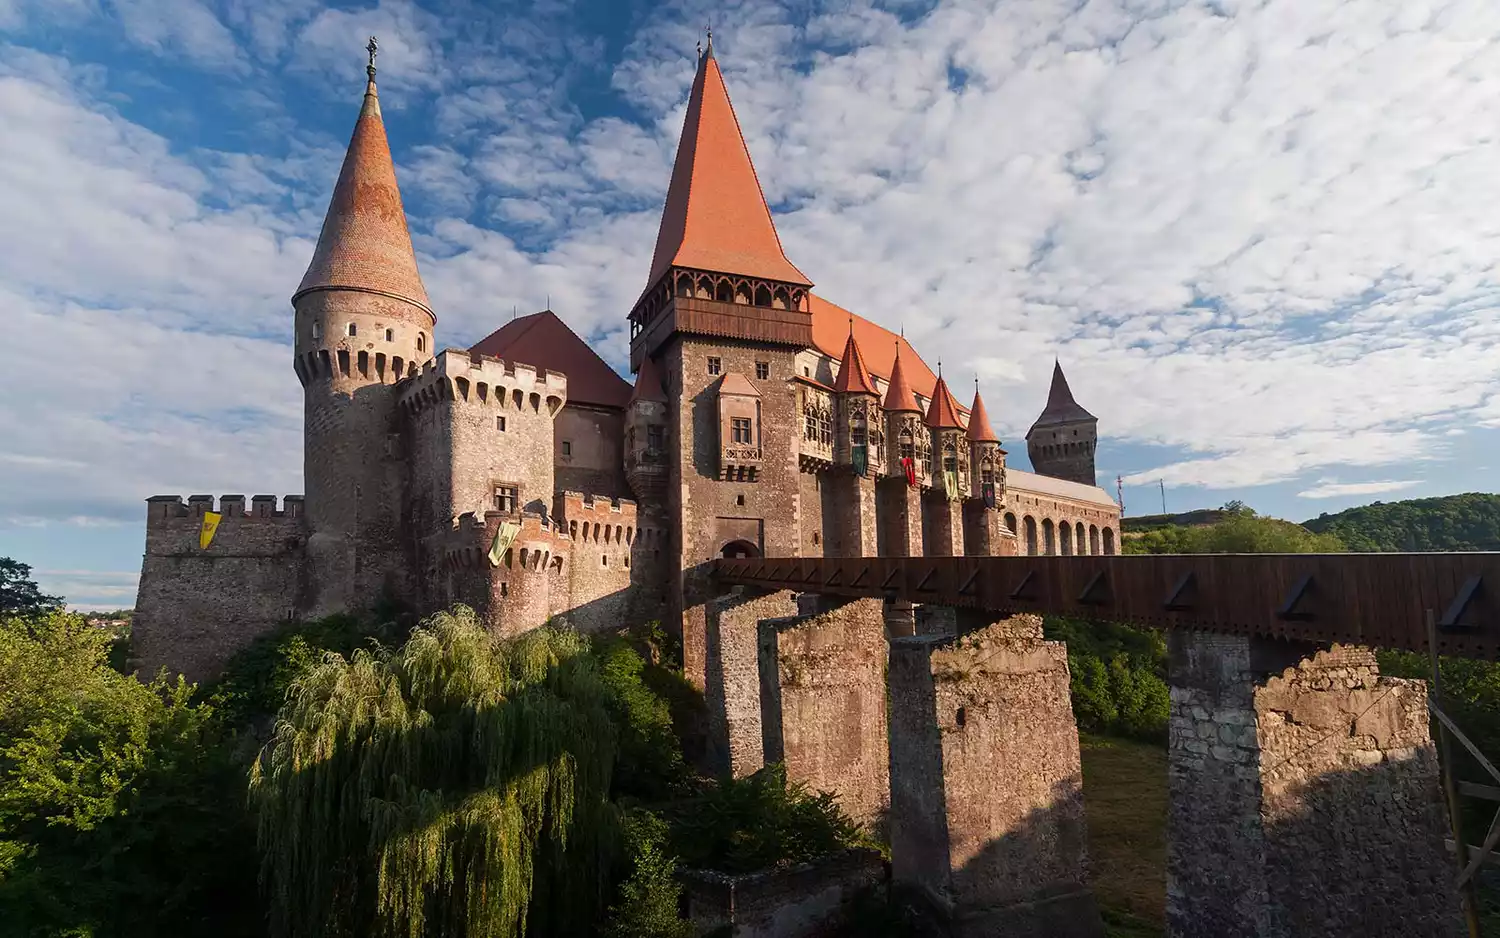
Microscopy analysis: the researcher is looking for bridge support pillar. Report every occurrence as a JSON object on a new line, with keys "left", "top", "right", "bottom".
{"left": 831, "top": 471, "right": 878, "bottom": 557}
{"left": 1166, "top": 631, "right": 1460, "bottom": 938}
{"left": 702, "top": 588, "right": 799, "bottom": 778}
{"left": 759, "top": 596, "right": 890, "bottom": 831}
{"left": 880, "top": 478, "right": 924, "bottom": 557}
{"left": 889, "top": 613, "right": 1104, "bottom": 937}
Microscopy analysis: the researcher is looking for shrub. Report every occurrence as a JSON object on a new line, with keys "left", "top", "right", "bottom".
{"left": 602, "top": 809, "right": 693, "bottom": 938}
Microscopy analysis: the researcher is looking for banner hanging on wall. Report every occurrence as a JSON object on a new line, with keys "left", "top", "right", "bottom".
{"left": 489, "top": 521, "right": 521, "bottom": 567}
{"left": 199, "top": 511, "right": 222, "bottom": 550}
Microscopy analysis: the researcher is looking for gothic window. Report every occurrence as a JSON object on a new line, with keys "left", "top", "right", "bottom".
{"left": 494, "top": 485, "right": 518, "bottom": 513}
{"left": 417, "top": 333, "right": 426, "bottom": 352}
{"left": 898, "top": 428, "right": 914, "bottom": 461}
{"left": 756, "top": 361, "right": 769, "bottom": 380}
{"left": 943, "top": 440, "right": 958, "bottom": 474}
{"left": 647, "top": 425, "right": 664, "bottom": 453}
{"left": 708, "top": 356, "right": 722, "bottom": 376}
{"left": 385, "top": 328, "right": 394, "bottom": 341}
{"left": 804, "top": 402, "right": 832, "bottom": 447}
{"left": 346, "top": 322, "right": 357, "bottom": 337}
{"left": 731, "top": 417, "right": 753, "bottom": 444}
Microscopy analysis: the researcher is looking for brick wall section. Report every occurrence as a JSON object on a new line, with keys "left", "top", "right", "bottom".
{"left": 758, "top": 597, "right": 890, "bottom": 831}
{"left": 1166, "top": 633, "right": 1461, "bottom": 938}
{"left": 133, "top": 495, "right": 305, "bottom": 682}
{"left": 889, "top": 615, "right": 1104, "bottom": 938}
{"left": 703, "top": 589, "right": 799, "bottom": 777}
{"left": 831, "top": 471, "right": 877, "bottom": 557}
{"left": 923, "top": 495, "right": 964, "bottom": 557}
{"left": 680, "top": 848, "right": 887, "bottom": 938}
{"left": 878, "top": 477, "right": 923, "bottom": 557}
{"left": 798, "top": 468, "right": 826, "bottom": 557}
{"left": 551, "top": 492, "right": 636, "bottom": 632}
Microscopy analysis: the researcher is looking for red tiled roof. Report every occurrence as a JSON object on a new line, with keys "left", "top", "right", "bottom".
{"left": 831, "top": 329, "right": 878, "bottom": 395}
{"left": 882, "top": 346, "right": 922, "bottom": 413}
{"left": 644, "top": 48, "right": 811, "bottom": 289}
{"left": 808, "top": 295, "right": 938, "bottom": 399}
{"left": 1030, "top": 360, "right": 1096, "bottom": 431}
{"left": 295, "top": 80, "right": 431, "bottom": 315}
{"left": 469, "top": 310, "right": 632, "bottom": 409}
{"left": 925, "top": 375, "right": 964, "bottom": 429}
{"left": 629, "top": 354, "right": 668, "bottom": 405}
{"left": 719, "top": 372, "right": 760, "bottom": 397}
{"left": 966, "top": 388, "right": 1000, "bottom": 442}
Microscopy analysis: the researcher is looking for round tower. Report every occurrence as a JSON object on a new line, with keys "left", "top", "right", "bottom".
{"left": 291, "top": 42, "right": 435, "bottom": 616}
{"left": 1026, "top": 360, "right": 1098, "bottom": 487}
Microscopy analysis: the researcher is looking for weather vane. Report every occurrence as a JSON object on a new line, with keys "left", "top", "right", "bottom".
{"left": 366, "top": 36, "right": 378, "bottom": 81}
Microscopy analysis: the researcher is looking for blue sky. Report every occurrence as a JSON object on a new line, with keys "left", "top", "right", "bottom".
{"left": 2, "top": 0, "right": 1498, "bottom": 609}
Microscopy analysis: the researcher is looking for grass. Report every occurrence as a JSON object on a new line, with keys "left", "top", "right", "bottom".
{"left": 1080, "top": 733, "right": 1167, "bottom": 937}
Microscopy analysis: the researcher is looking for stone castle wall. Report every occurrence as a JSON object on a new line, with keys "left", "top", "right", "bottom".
{"left": 1005, "top": 489, "right": 1118, "bottom": 557}
{"left": 556, "top": 403, "right": 629, "bottom": 499}
{"left": 133, "top": 495, "right": 305, "bottom": 682}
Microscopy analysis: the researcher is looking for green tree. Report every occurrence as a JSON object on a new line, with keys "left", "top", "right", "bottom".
{"left": 0, "top": 611, "right": 259, "bottom": 936}
{"left": 0, "top": 559, "right": 62, "bottom": 617}
{"left": 249, "top": 606, "right": 622, "bottom": 938}
{"left": 601, "top": 810, "right": 693, "bottom": 938}
{"left": 1126, "top": 513, "right": 1343, "bottom": 555}
{"left": 1303, "top": 493, "right": 1500, "bottom": 552}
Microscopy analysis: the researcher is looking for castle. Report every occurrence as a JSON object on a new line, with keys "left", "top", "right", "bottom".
{"left": 131, "top": 40, "right": 1120, "bottom": 681}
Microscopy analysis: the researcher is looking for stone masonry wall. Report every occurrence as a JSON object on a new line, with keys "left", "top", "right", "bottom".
{"left": 889, "top": 615, "right": 1102, "bottom": 938}
{"left": 704, "top": 589, "right": 800, "bottom": 777}
{"left": 1166, "top": 632, "right": 1461, "bottom": 938}
{"left": 758, "top": 597, "right": 890, "bottom": 831}
{"left": 555, "top": 403, "right": 629, "bottom": 499}
{"left": 133, "top": 495, "right": 305, "bottom": 682}
{"left": 681, "top": 847, "right": 886, "bottom": 938}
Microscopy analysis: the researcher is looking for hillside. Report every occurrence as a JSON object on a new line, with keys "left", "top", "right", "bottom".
{"left": 1302, "top": 492, "right": 1500, "bottom": 552}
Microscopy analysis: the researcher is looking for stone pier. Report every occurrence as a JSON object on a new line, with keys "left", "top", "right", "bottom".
{"left": 888, "top": 614, "right": 1104, "bottom": 937}
{"left": 703, "top": 588, "right": 799, "bottom": 778}
{"left": 759, "top": 597, "right": 891, "bottom": 830}
{"left": 1166, "top": 631, "right": 1461, "bottom": 938}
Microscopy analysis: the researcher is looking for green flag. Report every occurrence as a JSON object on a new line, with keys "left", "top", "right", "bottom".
{"left": 852, "top": 443, "right": 868, "bottom": 477}
{"left": 489, "top": 521, "right": 521, "bottom": 567}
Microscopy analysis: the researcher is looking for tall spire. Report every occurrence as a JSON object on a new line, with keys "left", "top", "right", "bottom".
{"left": 883, "top": 344, "right": 921, "bottom": 413}
{"left": 294, "top": 41, "right": 432, "bottom": 315}
{"left": 966, "top": 383, "right": 1000, "bottom": 442}
{"left": 831, "top": 326, "right": 877, "bottom": 395}
{"left": 925, "top": 374, "right": 964, "bottom": 429}
{"left": 1032, "top": 359, "right": 1095, "bottom": 428}
{"left": 643, "top": 40, "right": 811, "bottom": 290}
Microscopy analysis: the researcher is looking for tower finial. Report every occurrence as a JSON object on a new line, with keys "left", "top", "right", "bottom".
{"left": 366, "top": 36, "right": 378, "bottom": 82}
{"left": 705, "top": 24, "right": 713, "bottom": 56}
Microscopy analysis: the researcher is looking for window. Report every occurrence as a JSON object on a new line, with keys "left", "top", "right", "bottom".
{"left": 311, "top": 321, "right": 322, "bottom": 340}
{"left": 417, "top": 333, "right": 426, "bottom": 352}
{"left": 707, "top": 356, "right": 721, "bottom": 376}
{"left": 755, "top": 361, "right": 769, "bottom": 380}
{"left": 385, "top": 328, "right": 394, "bottom": 342}
{"left": 803, "top": 367, "right": 810, "bottom": 376}
{"left": 646, "top": 425, "right": 664, "bottom": 453}
{"left": 494, "top": 485, "right": 517, "bottom": 512}
{"left": 496, "top": 416, "right": 507, "bottom": 432}
{"left": 731, "top": 417, "right": 753, "bottom": 444}
{"left": 561, "top": 440, "right": 572, "bottom": 456}
{"left": 346, "top": 322, "right": 357, "bottom": 337}
{"left": 735, "top": 493, "right": 745, "bottom": 506}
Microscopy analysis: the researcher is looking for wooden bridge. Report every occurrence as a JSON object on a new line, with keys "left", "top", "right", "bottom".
{"left": 712, "top": 552, "right": 1500, "bottom": 659}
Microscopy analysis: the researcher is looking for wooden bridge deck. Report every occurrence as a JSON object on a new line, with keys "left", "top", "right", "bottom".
{"left": 711, "top": 553, "right": 1500, "bottom": 659}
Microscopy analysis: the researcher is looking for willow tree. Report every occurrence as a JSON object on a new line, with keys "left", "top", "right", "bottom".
{"left": 249, "top": 606, "right": 619, "bottom": 938}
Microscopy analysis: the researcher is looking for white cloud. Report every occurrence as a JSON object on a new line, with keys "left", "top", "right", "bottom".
{"left": 108, "top": 0, "right": 247, "bottom": 72}
{"left": 1296, "top": 479, "right": 1423, "bottom": 499}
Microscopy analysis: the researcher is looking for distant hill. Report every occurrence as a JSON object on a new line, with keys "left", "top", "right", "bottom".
{"left": 1302, "top": 493, "right": 1500, "bottom": 552}
{"left": 1122, "top": 509, "right": 1230, "bottom": 533}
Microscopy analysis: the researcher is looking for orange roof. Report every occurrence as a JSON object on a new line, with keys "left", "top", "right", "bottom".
{"left": 808, "top": 294, "right": 937, "bottom": 399}
{"left": 966, "top": 388, "right": 999, "bottom": 442}
{"left": 719, "top": 372, "right": 760, "bottom": 397}
{"left": 1029, "top": 359, "right": 1096, "bottom": 432}
{"left": 643, "top": 47, "right": 811, "bottom": 289}
{"left": 925, "top": 375, "right": 964, "bottom": 429}
{"left": 469, "top": 310, "right": 632, "bottom": 409}
{"left": 629, "top": 354, "right": 667, "bottom": 405}
{"left": 831, "top": 329, "right": 877, "bottom": 395}
{"left": 883, "top": 346, "right": 921, "bottom": 413}
{"left": 295, "top": 79, "right": 431, "bottom": 315}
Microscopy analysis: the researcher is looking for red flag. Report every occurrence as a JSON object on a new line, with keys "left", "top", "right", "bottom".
{"left": 901, "top": 457, "right": 916, "bottom": 487}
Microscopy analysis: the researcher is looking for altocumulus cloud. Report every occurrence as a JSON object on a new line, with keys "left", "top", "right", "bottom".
{"left": 1, "top": 0, "right": 1499, "bottom": 604}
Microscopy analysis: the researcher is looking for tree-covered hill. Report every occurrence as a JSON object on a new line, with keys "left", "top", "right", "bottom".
{"left": 1302, "top": 492, "right": 1500, "bottom": 552}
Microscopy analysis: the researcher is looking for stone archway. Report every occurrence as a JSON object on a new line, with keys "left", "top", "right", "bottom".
{"left": 720, "top": 539, "right": 760, "bottom": 560}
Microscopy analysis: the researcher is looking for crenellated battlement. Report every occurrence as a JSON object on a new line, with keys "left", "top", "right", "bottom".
{"left": 142, "top": 495, "right": 306, "bottom": 558}
{"left": 398, "top": 348, "right": 568, "bottom": 417}
{"left": 440, "top": 509, "right": 563, "bottom": 572}
{"left": 555, "top": 491, "right": 638, "bottom": 548}
{"left": 146, "top": 494, "right": 304, "bottom": 523}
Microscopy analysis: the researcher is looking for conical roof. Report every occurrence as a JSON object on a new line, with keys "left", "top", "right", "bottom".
{"left": 1030, "top": 360, "right": 1096, "bottom": 430}
{"left": 629, "top": 354, "right": 668, "bottom": 405}
{"left": 966, "top": 388, "right": 999, "bottom": 442}
{"left": 882, "top": 346, "right": 921, "bottom": 413}
{"left": 643, "top": 45, "right": 812, "bottom": 290}
{"left": 831, "top": 329, "right": 877, "bottom": 395}
{"left": 294, "top": 78, "right": 432, "bottom": 315}
{"left": 925, "top": 375, "right": 964, "bottom": 429}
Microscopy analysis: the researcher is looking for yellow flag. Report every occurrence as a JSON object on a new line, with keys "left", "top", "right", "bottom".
{"left": 488, "top": 521, "right": 520, "bottom": 567}
{"left": 199, "top": 511, "right": 222, "bottom": 549}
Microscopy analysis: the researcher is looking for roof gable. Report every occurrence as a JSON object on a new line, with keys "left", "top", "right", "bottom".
{"left": 469, "top": 310, "right": 632, "bottom": 409}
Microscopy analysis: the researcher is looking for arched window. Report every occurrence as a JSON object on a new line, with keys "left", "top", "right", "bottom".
{"left": 346, "top": 322, "right": 357, "bottom": 337}
{"left": 311, "top": 321, "right": 322, "bottom": 340}
{"left": 385, "top": 328, "right": 394, "bottom": 342}
{"left": 1042, "top": 519, "right": 1055, "bottom": 556}
{"left": 1024, "top": 516, "right": 1038, "bottom": 556}
{"left": 1076, "top": 522, "right": 1086, "bottom": 554}
{"left": 1060, "top": 522, "right": 1073, "bottom": 556}
{"left": 1103, "top": 527, "right": 1116, "bottom": 555}
{"left": 1089, "top": 525, "right": 1100, "bottom": 555}
{"left": 417, "top": 332, "right": 426, "bottom": 352}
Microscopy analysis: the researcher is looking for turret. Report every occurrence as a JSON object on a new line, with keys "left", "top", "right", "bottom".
{"left": 966, "top": 383, "right": 1005, "bottom": 508}
{"left": 291, "top": 40, "right": 434, "bottom": 616}
{"left": 925, "top": 371, "right": 967, "bottom": 500}
{"left": 883, "top": 345, "right": 927, "bottom": 485}
{"left": 1026, "top": 360, "right": 1098, "bottom": 487}
{"left": 831, "top": 327, "right": 881, "bottom": 476}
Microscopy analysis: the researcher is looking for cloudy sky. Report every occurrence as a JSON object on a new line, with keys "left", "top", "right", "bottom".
{"left": 2, "top": 0, "right": 1497, "bottom": 609}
